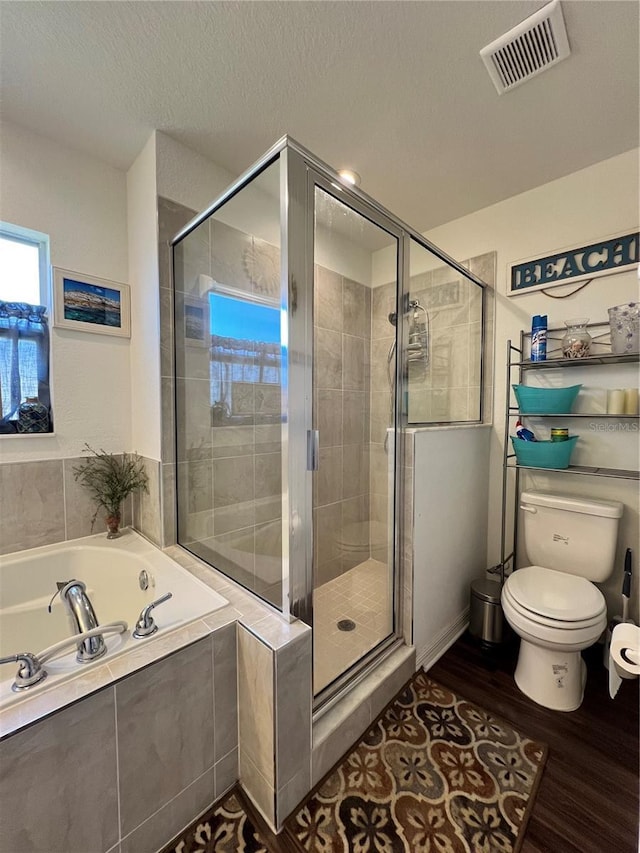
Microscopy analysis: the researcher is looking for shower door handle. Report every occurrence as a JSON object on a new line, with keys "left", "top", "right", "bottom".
{"left": 306, "top": 430, "right": 319, "bottom": 471}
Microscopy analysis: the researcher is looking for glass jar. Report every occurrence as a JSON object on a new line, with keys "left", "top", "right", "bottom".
{"left": 562, "top": 318, "right": 592, "bottom": 359}
{"left": 608, "top": 302, "right": 639, "bottom": 354}
{"left": 16, "top": 397, "right": 50, "bottom": 433}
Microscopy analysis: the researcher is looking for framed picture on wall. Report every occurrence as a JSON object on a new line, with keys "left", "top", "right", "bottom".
{"left": 183, "top": 294, "right": 210, "bottom": 347}
{"left": 53, "top": 268, "right": 131, "bottom": 337}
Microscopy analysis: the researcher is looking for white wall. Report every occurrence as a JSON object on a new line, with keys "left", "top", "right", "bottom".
{"left": 127, "top": 133, "right": 161, "bottom": 459}
{"left": 422, "top": 149, "right": 640, "bottom": 623}
{"left": 0, "top": 121, "right": 130, "bottom": 461}
{"left": 156, "top": 131, "right": 235, "bottom": 215}
{"left": 412, "top": 426, "right": 491, "bottom": 665}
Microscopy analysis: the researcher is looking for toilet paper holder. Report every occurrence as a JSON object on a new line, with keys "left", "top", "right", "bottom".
{"left": 608, "top": 621, "right": 640, "bottom": 699}
{"left": 620, "top": 646, "right": 639, "bottom": 667}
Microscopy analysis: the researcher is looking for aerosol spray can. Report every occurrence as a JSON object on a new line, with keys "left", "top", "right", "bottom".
{"left": 531, "top": 315, "right": 547, "bottom": 362}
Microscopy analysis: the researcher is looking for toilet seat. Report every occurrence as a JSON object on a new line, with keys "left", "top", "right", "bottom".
{"left": 502, "top": 584, "right": 605, "bottom": 632}
{"left": 501, "top": 588, "right": 607, "bottom": 652}
{"left": 505, "top": 565, "right": 606, "bottom": 623}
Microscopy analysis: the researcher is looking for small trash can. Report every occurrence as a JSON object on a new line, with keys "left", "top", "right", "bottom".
{"left": 469, "top": 577, "right": 504, "bottom": 645}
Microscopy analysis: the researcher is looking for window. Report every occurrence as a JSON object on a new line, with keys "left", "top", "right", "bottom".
{"left": 208, "top": 288, "right": 281, "bottom": 423}
{"left": 0, "top": 222, "right": 52, "bottom": 434}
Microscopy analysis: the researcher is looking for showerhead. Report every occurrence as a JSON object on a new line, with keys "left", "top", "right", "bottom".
{"left": 407, "top": 300, "right": 429, "bottom": 368}
{"left": 387, "top": 300, "right": 429, "bottom": 367}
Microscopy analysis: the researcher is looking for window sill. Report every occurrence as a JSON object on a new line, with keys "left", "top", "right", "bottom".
{"left": 0, "top": 431, "right": 57, "bottom": 439}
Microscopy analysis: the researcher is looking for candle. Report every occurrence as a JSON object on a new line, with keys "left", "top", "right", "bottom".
{"left": 624, "top": 388, "right": 639, "bottom": 415}
{"left": 607, "top": 389, "right": 626, "bottom": 414}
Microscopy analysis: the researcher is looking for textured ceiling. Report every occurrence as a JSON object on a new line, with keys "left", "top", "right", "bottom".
{"left": 1, "top": 1, "right": 638, "bottom": 232}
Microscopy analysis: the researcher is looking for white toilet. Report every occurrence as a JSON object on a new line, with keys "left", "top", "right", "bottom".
{"left": 501, "top": 490, "right": 623, "bottom": 712}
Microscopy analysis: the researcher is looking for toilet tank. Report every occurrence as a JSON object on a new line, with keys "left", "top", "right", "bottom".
{"left": 521, "top": 491, "right": 624, "bottom": 582}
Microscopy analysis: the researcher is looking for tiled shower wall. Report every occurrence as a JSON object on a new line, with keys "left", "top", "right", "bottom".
{"left": 371, "top": 251, "right": 496, "bottom": 428}
{"left": 313, "top": 265, "right": 372, "bottom": 587}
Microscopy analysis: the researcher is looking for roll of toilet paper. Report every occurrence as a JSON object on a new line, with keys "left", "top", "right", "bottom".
{"left": 609, "top": 622, "right": 640, "bottom": 699}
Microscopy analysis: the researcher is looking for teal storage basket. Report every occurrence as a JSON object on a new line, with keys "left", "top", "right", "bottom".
{"left": 511, "top": 435, "right": 578, "bottom": 469}
{"left": 512, "top": 384, "right": 581, "bottom": 414}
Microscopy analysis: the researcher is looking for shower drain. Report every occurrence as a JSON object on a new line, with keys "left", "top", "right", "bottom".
{"left": 337, "top": 619, "right": 356, "bottom": 632}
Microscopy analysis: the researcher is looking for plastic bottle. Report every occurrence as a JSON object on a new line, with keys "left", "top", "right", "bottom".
{"left": 515, "top": 419, "right": 536, "bottom": 441}
{"left": 530, "top": 315, "right": 547, "bottom": 362}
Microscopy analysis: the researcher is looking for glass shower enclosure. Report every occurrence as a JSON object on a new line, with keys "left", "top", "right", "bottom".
{"left": 172, "top": 137, "right": 485, "bottom": 706}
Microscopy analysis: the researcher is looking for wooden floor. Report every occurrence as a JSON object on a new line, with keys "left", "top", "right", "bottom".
{"left": 429, "top": 632, "right": 639, "bottom": 853}
{"left": 243, "top": 632, "right": 640, "bottom": 852}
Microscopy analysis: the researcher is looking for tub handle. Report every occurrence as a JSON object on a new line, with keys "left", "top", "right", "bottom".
{"left": 0, "top": 652, "right": 47, "bottom": 692}
{"left": 133, "top": 592, "right": 173, "bottom": 639}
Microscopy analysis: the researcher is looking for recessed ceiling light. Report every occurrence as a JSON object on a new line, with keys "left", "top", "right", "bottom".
{"left": 337, "top": 169, "right": 361, "bottom": 187}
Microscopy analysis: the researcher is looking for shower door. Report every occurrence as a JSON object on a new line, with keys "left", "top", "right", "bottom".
{"left": 309, "top": 175, "right": 403, "bottom": 701}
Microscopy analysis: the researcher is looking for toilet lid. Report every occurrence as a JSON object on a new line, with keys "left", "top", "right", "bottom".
{"left": 507, "top": 566, "right": 606, "bottom": 622}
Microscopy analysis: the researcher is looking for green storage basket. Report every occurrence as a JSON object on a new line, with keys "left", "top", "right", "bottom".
{"left": 511, "top": 435, "right": 578, "bottom": 469}
{"left": 512, "top": 384, "right": 581, "bottom": 414}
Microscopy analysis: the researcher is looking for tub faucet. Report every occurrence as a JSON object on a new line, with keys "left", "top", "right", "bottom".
{"left": 49, "top": 580, "right": 107, "bottom": 663}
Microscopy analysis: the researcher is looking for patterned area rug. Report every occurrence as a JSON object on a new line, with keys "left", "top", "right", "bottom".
{"left": 285, "top": 670, "right": 547, "bottom": 853}
{"left": 161, "top": 789, "right": 273, "bottom": 853}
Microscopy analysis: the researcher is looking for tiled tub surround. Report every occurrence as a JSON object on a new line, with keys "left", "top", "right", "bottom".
{"left": 0, "top": 529, "right": 226, "bottom": 708}
{"left": 166, "top": 545, "right": 314, "bottom": 834}
{"left": 0, "top": 453, "right": 163, "bottom": 556}
{"left": 237, "top": 622, "right": 312, "bottom": 831}
{"left": 0, "top": 522, "right": 415, "bottom": 850}
{"left": 0, "top": 625, "right": 239, "bottom": 853}
{"left": 0, "top": 533, "right": 312, "bottom": 850}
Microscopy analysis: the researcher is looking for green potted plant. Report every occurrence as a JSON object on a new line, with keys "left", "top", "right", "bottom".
{"left": 73, "top": 444, "right": 149, "bottom": 538}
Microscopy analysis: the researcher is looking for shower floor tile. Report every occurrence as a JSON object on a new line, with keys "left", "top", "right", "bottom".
{"left": 313, "top": 558, "right": 392, "bottom": 694}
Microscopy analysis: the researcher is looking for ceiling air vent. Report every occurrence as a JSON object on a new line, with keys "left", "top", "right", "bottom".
{"left": 480, "top": 0, "right": 571, "bottom": 94}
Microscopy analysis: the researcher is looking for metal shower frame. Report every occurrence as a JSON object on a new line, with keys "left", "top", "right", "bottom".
{"left": 171, "top": 135, "right": 487, "bottom": 707}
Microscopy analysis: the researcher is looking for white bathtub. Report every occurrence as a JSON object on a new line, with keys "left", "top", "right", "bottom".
{"left": 0, "top": 529, "right": 228, "bottom": 709}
